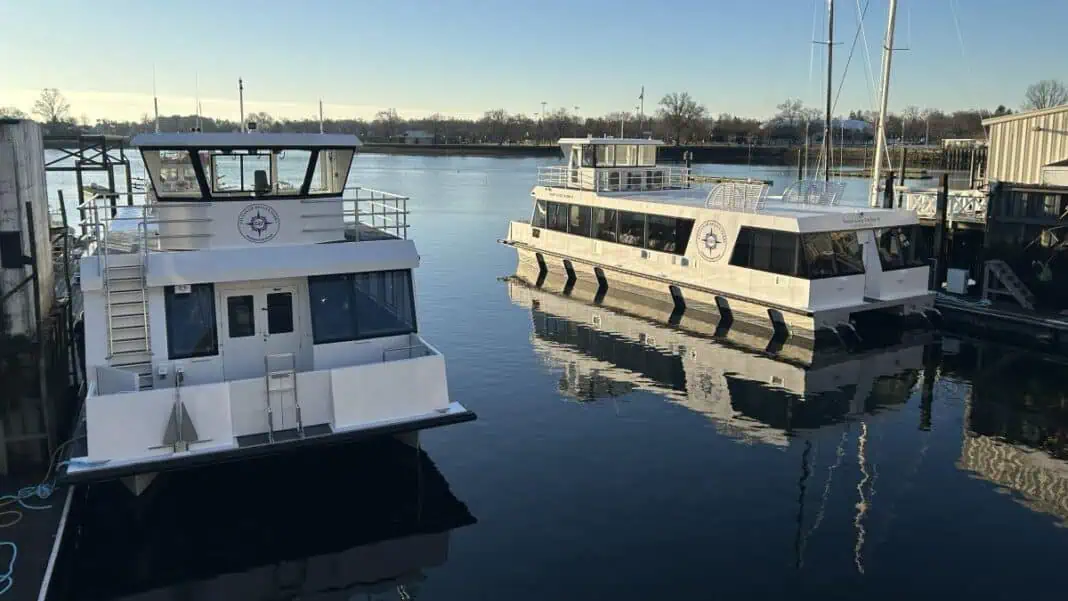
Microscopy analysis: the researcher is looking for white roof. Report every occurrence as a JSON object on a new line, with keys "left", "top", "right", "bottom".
{"left": 559, "top": 137, "right": 663, "bottom": 146}
{"left": 132, "top": 132, "right": 363, "bottom": 149}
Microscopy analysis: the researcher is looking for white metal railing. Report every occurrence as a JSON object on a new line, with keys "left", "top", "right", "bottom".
{"left": 899, "top": 189, "right": 988, "bottom": 223}
{"left": 705, "top": 181, "right": 770, "bottom": 212}
{"left": 344, "top": 186, "right": 409, "bottom": 240}
{"left": 780, "top": 180, "right": 847, "bottom": 206}
{"left": 536, "top": 166, "right": 691, "bottom": 193}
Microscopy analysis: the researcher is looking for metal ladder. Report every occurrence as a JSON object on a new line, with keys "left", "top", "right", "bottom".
{"left": 264, "top": 353, "right": 303, "bottom": 442}
{"left": 102, "top": 221, "right": 153, "bottom": 389}
{"left": 982, "top": 259, "right": 1036, "bottom": 310}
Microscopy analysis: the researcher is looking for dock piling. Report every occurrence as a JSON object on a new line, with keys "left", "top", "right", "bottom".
{"left": 930, "top": 173, "right": 950, "bottom": 291}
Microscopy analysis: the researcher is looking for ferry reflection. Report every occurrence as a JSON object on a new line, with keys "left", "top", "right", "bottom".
{"left": 509, "top": 270, "right": 928, "bottom": 444}
{"left": 943, "top": 344, "right": 1068, "bottom": 525}
{"left": 51, "top": 439, "right": 476, "bottom": 601}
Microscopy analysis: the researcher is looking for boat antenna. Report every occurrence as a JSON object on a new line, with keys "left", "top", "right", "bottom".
{"left": 319, "top": 99, "right": 324, "bottom": 134}
{"left": 239, "top": 77, "right": 245, "bottom": 133}
{"left": 870, "top": 0, "right": 899, "bottom": 207}
{"left": 152, "top": 64, "right": 160, "bottom": 133}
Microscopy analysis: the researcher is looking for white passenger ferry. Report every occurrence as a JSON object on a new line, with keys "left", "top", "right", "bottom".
{"left": 61, "top": 132, "right": 474, "bottom": 492}
{"left": 502, "top": 138, "right": 937, "bottom": 346}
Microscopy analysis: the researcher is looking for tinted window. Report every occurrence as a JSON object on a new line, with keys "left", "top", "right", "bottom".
{"left": 568, "top": 204, "right": 593, "bottom": 237}
{"left": 593, "top": 208, "right": 618, "bottom": 242}
{"left": 877, "top": 226, "right": 928, "bottom": 271}
{"left": 646, "top": 215, "right": 694, "bottom": 255}
{"left": 546, "top": 201, "right": 568, "bottom": 232}
{"left": 267, "top": 292, "right": 294, "bottom": 334}
{"left": 226, "top": 295, "right": 255, "bottom": 338}
{"left": 308, "top": 270, "right": 417, "bottom": 344}
{"left": 618, "top": 211, "right": 645, "bottom": 247}
{"left": 802, "top": 231, "right": 865, "bottom": 278}
{"left": 165, "top": 284, "right": 218, "bottom": 359}
{"left": 729, "top": 227, "right": 800, "bottom": 276}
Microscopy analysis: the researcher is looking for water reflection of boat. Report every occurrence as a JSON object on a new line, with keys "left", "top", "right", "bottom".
{"left": 508, "top": 270, "right": 926, "bottom": 446}
{"left": 49, "top": 439, "right": 475, "bottom": 601}
{"left": 943, "top": 345, "right": 1068, "bottom": 525}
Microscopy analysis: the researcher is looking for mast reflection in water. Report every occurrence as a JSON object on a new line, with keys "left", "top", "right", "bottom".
{"left": 46, "top": 439, "right": 476, "bottom": 601}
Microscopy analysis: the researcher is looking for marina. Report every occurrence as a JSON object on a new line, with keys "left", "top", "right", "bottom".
{"left": 2, "top": 0, "right": 1068, "bottom": 598}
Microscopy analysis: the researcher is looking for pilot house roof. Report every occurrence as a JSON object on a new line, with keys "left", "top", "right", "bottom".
{"left": 558, "top": 137, "right": 663, "bottom": 146}
{"left": 131, "top": 132, "right": 363, "bottom": 150}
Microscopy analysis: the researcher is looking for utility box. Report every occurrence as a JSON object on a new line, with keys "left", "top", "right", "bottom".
{"left": 946, "top": 268, "right": 969, "bottom": 295}
{"left": 0, "top": 119, "right": 53, "bottom": 340}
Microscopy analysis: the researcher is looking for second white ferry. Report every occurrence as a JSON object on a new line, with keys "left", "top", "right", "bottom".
{"left": 502, "top": 137, "right": 937, "bottom": 346}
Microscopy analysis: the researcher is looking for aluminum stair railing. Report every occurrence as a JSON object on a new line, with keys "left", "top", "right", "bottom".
{"left": 981, "top": 259, "right": 1036, "bottom": 310}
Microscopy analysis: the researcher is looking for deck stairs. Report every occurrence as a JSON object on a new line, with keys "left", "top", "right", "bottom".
{"left": 981, "top": 259, "right": 1036, "bottom": 310}
{"left": 103, "top": 256, "right": 153, "bottom": 390}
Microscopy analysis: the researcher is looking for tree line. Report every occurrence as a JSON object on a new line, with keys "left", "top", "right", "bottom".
{"left": 2, "top": 81, "right": 1065, "bottom": 146}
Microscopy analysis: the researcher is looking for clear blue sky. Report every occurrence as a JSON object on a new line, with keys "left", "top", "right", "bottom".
{"left": 1, "top": 0, "right": 1065, "bottom": 122}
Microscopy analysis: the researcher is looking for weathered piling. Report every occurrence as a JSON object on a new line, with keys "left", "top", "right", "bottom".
{"left": 929, "top": 173, "right": 950, "bottom": 290}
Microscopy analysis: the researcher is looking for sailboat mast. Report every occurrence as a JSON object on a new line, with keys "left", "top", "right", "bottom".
{"left": 239, "top": 78, "right": 246, "bottom": 133}
{"left": 823, "top": 0, "right": 834, "bottom": 182}
{"left": 152, "top": 67, "right": 160, "bottom": 134}
{"left": 870, "top": 0, "right": 899, "bottom": 207}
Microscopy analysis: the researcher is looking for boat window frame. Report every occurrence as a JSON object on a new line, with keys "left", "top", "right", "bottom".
{"left": 876, "top": 225, "right": 928, "bottom": 271}
{"left": 307, "top": 270, "right": 418, "bottom": 345}
{"left": 139, "top": 145, "right": 356, "bottom": 201}
{"left": 729, "top": 226, "right": 805, "bottom": 278}
{"left": 164, "top": 283, "right": 220, "bottom": 359}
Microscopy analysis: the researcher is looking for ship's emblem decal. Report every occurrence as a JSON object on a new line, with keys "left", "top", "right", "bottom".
{"left": 238, "top": 204, "right": 280, "bottom": 243}
{"left": 696, "top": 220, "right": 727, "bottom": 262}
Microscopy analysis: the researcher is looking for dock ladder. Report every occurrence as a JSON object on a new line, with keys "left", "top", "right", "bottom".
{"left": 981, "top": 259, "right": 1036, "bottom": 310}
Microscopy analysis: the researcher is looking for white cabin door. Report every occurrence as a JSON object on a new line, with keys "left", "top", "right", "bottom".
{"left": 222, "top": 291, "right": 266, "bottom": 381}
{"left": 262, "top": 287, "right": 301, "bottom": 429}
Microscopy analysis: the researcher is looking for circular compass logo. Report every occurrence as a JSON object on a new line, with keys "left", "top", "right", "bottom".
{"left": 238, "top": 204, "right": 280, "bottom": 243}
{"left": 696, "top": 220, "right": 728, "bottom": 262}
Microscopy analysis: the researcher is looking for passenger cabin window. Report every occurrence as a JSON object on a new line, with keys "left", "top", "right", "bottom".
{"left": 308, "top": 270, "right": 417, "bottom": 344}
{"left": 165, "top": 284, "right": 219, "bottom": 359}
{"left": 733, "top": 227, "right": 865, "bottom": 279}
{"left": 536, "top": 201, "right": 692, "bottom": 255}
{"left": 532, "top": 200, "right": 547, "bottom": 227}
{"left": 877, "top": 226, "right": 928, "bottom": 271}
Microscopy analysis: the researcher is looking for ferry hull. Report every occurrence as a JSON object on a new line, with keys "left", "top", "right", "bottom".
{"left": 511, "top": 244, "right": 934, "bottom": 347}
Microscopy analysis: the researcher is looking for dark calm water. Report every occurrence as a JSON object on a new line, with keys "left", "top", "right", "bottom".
{"left": 38, "top": 155, "right": 1068, "bottom": 600}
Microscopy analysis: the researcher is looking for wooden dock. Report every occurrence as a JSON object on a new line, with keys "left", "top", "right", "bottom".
{"left": 935, "top": 294, "right": 1068, "bottom": 352}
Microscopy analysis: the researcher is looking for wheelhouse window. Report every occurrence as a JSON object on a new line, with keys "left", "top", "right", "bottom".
{"left": 618, "top": 211, "right": 646, "bottom": 247}
{"left": 308, "top": 270, "right": 417, "bottom": 344}
{"left": 210, "top": 152, "right": 271, "bottom": 195}
{"left": 801, "top": 231, "right": 865, "bottom": 278}
{"left": 532, "top": 200, "right": 547, "bottom": 228}
{"left": 593, "top": 208, "right": 618, "bottom": 242}
{"left": 877, "top": 226, "right": 928, "bottom": 271}
{"left": 638, "top": 145, "right": 657, "bottom": 166}
{"left": 546, "top": 201, "right": 568, "bottom": 232}
{"left": 568, "top": 204, "right": 593, "bottom": 237}
{"left": 142, "top": 150, "right": 202, "bottom": 198}
{"left": 165, "top": 284, "right": 218, "bottom": 359}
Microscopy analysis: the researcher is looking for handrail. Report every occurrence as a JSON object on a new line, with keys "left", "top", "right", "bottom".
{"left": 899, "top": 189, "right": 987, "bottom": 223}
{"left": 537, "top": 165, "right": 692, "bottom": 193}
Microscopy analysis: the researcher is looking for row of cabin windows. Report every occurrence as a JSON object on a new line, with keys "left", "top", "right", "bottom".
{"left": 162, "top": 270, "right": 417, "bottom": 360}
{"left": 576, "top": 145, "right": 657, "bottom": 168}
{"left": 533, "top": 200, "right": 694, "bottom": 255}
{"left": 729, "top": 227, "right": 866, "bottom": 279}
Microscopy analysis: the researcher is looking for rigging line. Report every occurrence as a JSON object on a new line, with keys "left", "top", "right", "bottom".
{"left": 855, "top": 0, "right": 879, "bottom": 110}
{"left": 949, "top": 0, "right": 968, "bottom": 62}
{"left": 808, "top": 0, "right": 820, "bottom": 89}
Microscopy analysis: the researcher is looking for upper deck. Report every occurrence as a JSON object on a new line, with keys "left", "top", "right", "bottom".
{"left": 533, "top": 138, "right": 921, "bottom": 232}
{"left": 81, "top": 132, "right": 409, "bottom": 254}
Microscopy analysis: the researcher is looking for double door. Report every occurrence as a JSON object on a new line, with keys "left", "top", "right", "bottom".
{"left": 221, "top": 285, "right": 301, "bottom": 429}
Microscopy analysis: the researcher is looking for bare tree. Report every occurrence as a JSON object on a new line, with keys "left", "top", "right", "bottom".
{"left": 657, "top": 92, "right": 706, "bottom": 144}
{"left": 481, "top": 109, "right": 509, "bottom": 143}
{"left": 374, "top": 108, "right": 401, "bottom": 140}
{"left": 0, "top": 106, "right": 27, "bottom": 119}
{"left": 776, "top": 98, "right": 805, "bottom": 125}
{"left": 32, "top": 88, "right": 71, "bottom": 123}
{"left": 901, "top": 105, "right": 921, "bottom": 141}
{"left": 1023, "top": 80, "right": 1068, "bottom": 110}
